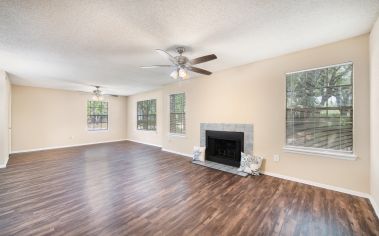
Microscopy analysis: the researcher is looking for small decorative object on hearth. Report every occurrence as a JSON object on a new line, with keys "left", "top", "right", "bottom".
{"left": 239, "top": 152, "right": 263, "bottom": 175}
{"left": 250, "top": 155, "right": 263, "bottom": 176}
{"left": 193, "top": 146, "right": 206, "bottom": 162}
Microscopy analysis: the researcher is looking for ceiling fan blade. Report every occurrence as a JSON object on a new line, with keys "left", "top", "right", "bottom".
{"left": 103, "top": 94, "right": 119, "bottom": 97}
{"left": 155, "top": 49, "right": 177, "bottom": 64}
{"left": 187, "top": 66, "right": 212, "bottom": 75}
{"left": 140, "top": 65, "right": 173, "bottom": 69}
{"left": 78, "top": 90, "right": 91, "bottom": 94}
{"left": 190, "top": 54, "right": 217, "bottom": 65}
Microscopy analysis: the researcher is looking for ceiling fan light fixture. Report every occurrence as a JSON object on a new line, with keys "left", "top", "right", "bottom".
{"left": 92, "top": 94, "right": 104, "bottom": 101}
{"left": 170, "top": 69, "right": 179, "bottom": 79}
{"left": 178, "top": 68, "right": 187, "bottom": 78}
{"left": 92, "top": 86, "right": 104, "bottom": 101}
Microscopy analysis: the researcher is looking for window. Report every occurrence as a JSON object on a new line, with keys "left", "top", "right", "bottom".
{"left": 169, "top": 93, "right": 185, "bottom": 134}
{"left": 286, "top": 62, "right": 353, "bottom": 154}
{"left": 137, "top": 99, "right": 157, "bottom": 130}
{"left": 87, "top": 101, "right": 108, "bottom": 130}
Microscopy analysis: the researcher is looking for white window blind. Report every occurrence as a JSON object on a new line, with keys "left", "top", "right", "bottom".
{"left": 87, "top": 101, "right": 108, "bottom": 130}
{"left": 169, "top": 93, "right": 185, "bottom": 134}
{"left": 286, "top": 62, "right": 353, "bottom": 153}
{"left": 137, "top": 99, "right": 157, "bottom": 131}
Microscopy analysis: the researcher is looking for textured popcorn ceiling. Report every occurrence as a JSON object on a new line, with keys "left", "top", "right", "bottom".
{"left": 0, "top": 0, "right": 378, "bottom": 95}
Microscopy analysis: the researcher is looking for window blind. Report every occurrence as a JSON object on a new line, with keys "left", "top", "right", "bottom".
{"left": 137, "top": 99, "right": 157, "bottom": 130}
{"left": 170, "top": 93, "right": 185, "bottom": 134}
{"left": 87, "top": 101, "right": 108, "bottom": 130}
{"left": 286, "top": 63, "right": 353, "bottom": 152}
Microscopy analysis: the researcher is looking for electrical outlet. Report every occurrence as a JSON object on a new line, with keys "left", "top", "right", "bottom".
{"left": 273, "top": 154, "right": 280, "bottom": 162}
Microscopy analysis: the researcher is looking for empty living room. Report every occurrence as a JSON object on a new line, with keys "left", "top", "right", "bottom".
{"left": 1, "top": 0, "right": 379, "bottom": 235}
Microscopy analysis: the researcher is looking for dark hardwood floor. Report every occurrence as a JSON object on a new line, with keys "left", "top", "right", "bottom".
{"left": 0, "top": 141, "right": 378, "bottom": 235}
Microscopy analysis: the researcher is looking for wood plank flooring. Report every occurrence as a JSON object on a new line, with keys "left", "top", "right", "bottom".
{"left": 0, "top": 141, "right": 378, "bottom": 235}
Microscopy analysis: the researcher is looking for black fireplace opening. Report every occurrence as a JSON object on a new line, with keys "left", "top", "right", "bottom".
{"left": 205, "top": 130, "right": 244, "bottom": 167}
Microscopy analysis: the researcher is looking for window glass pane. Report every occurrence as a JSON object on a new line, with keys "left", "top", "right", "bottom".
{"left": 314, "top": 69, "right": 328, "bottom": 88}
{"left": 339, "top": 87, "right": 353, "bottom": 107}
{"left": 293, "top": 122, "right": 305, "bottom": 147}
{"left": 286, "top": 63, "right": 353, "bottom": 152}
{"left": 286, "top": 74, "right": 292, "bottom": 92}
{"left": 136, "top": 99, "right": 157, "bottom": 130}
{"left": 286, "top": 121, "right": 294, "bottom": 145}
{"left": 169, "top": 93, "right": 185, "bottom": 134}
{"left": 87, "top": 101, "right": 108, "bottom": 130}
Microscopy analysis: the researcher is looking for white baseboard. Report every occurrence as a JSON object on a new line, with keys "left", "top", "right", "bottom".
{"left": 126, "top": 140, "right": 192, "bottom": 157}
{"left": 0, "top": 158, "right": 8, "bottom": 168}
{"left": 161, "top": 148, "right": 192, "bottom": 158}
{"left": 0, "top": 156, "right": 9, "bottom": 168}
{"left": 10, "top": 139, "right": 128, "bottom": 154}
{"left": 125, "top": 139, "right": 162, "bottom": 148}
{"left": 262, "top": 171, "right": 370, "bottom": 199}
{"left": 369, "top": 196, "right": 379, "bottom": 219}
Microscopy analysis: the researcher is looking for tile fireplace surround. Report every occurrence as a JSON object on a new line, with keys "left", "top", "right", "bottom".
{"left": 200, "top": 123, "right": 254, "bottom": 155}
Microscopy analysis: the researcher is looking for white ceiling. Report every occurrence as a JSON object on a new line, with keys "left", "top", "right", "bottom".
{"left": 0, "top": 0, "right": 378, "bottom": 95}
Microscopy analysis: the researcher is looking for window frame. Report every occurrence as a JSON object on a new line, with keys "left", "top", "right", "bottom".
{"left": 136, "top": 99, "right": 157, "bottom": 131}
{"left": 284, "top": 62, "right": 356, "bottom": 160}
{"left": 87, "top": 100, "right": 109, "bottom": 131}
{"left": 168, "top": 92, "right": 186, "bottom": 136}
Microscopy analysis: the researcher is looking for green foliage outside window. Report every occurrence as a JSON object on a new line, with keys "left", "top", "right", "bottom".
{"left": 286, "top": 63, "right": 353, "bottom": 152}
{"left": 87, "top": 101, "right": 108, "bottom": 130}
{"left": 170, "top": 93, "right": 185, "bottom": 134}
{"left": 137, "top": 99, "right": 157, "bottom": 130}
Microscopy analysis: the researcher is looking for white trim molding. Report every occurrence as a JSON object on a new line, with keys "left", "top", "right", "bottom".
{"left": 0, "top": 156, "right": 9, "bottom": 168}
{"left": 161, "top": 148, "right": 192, "bottom": 158}
{"left": 369, "top": 196, "right": 379, "bottom": 219}
{"left": 285, "top": 61, "right": 353, "bottom": 75}
{"left": 284, "top": 146, "right": 357, "bottom": 160}
{"left": 125, "top": 139, "right": 162, "bottom": 148}
{"left": 11, "top": 139, "right": 128, "bottom": 154}
{"left": 262, "top": 171, "right": 370, "bottom": 198}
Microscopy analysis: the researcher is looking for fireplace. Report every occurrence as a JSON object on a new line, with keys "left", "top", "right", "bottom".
{"left": 205, "top": 130, "right": 244, "bottom": 167}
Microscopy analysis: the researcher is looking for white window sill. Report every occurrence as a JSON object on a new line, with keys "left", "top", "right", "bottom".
{"left": 137, "top": 129, "right": 157, "bottom": 133}
{"left": 168, "top": 133, "right": 186, "bottom": 138}
{"left": 88, "top": 129, "right": 109, "bottom": 132}
{"left": 283, "top": 146, "right": 357, "bottom": 160}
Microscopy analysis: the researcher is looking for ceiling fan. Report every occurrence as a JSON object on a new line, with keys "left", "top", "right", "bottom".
{"left": 141, "top": 47, "right": 217, "bottom": 79}
{"left": 88, "top": 85, "right": 118, "bottom": 101}
{"left": 58, "top": 79, "right": 120, "bottom": 99}
{"left": 92, "top": 86, "right": 104, "bottom": 101}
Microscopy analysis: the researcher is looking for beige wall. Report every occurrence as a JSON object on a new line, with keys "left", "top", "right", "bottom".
{"left": 126, "top": 89, "right": 163, "bottom": 147}
{"left": 128, "top": 34, "right": 370, "bottom": 193}
{"left": 0, "top": 70, "right": 11, "bottom": 166}
{"left": 370, "top": 18, "right": 379, "bottom": 211}
{"left": 11, "top": 86, "right": 127, "bottom": 152}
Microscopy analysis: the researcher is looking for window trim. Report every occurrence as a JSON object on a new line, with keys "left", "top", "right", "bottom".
{"left": 283, "top": 61, "right": 356, "bottom": 159}
{"left": 283, "top": 146, "right": 357, "bottom": 160}
{"left": 136, "top": 99, "right": 157, "bottom": 131}
{"left": 87, "top": 100, "right": 109, "bottom": 132}
{"left": 168, "top": 92, "right": 186, "bottom": 136}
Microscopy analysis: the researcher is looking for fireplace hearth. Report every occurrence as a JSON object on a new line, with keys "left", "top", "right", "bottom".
{"left": 205, "top": 130, "right": 244, "bottom": 167}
